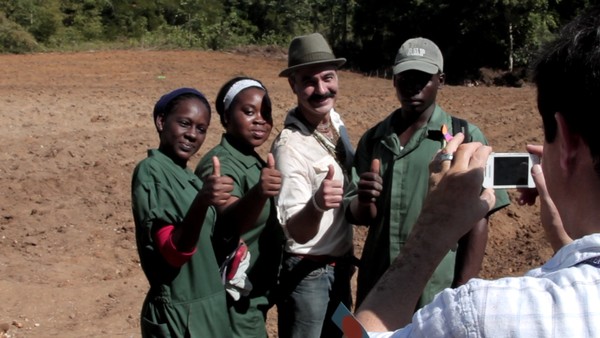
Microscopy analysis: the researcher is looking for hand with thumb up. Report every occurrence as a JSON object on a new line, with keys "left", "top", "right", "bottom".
{"left": 201, "top": 156, "right": 234, "bottom": 206}
{"left": 358, "top": 158, "right": 383, "bottom": 204}
{"left": 259, "top": 153, "right": 282, "bottom": 198}
{"left": 313, "top": 164, "right": 344, "bottom": 212}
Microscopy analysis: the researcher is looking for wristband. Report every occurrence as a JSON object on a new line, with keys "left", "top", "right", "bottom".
{"left": 155, "top": 225, "right": 197, "bottom": 267}
{"left": 312, "top": 195, "right": 327, "bottom": 213}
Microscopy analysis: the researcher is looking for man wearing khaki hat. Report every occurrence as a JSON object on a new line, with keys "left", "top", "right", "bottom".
{"left": 271, "top": 32, "right": 355, "bottom": 338}
{"left": 347, "top": 37, "right": 510, "bottom": 310}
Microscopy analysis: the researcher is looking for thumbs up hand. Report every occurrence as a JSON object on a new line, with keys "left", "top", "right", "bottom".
{"left": 202, "top": 156, "right": 234, "bottom": 206}
{"left": 212, "top": 155, "right": 222, "bottom": 177}
{"left": 358, "top": 159, "right": 383, "bottom": 204}
{"left": 259, "top": 153, "right": 282, "bottom": 198}
{"left": 313, "top": 164, "right": 344, "bottom": 212}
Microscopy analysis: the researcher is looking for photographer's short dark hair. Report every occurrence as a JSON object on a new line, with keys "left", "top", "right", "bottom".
{"left": 533, "top": 6, "right": 600, "bottom": 176}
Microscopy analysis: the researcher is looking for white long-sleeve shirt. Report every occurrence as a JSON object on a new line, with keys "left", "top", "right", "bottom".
{"left": 271, "top": 108, "right": 353, "bottom": 257}
{"left": 370, "top": 233, "right": 600, "bottom": 337}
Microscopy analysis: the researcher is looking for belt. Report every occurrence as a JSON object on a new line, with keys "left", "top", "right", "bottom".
{"left": 290, "top": 253, "right": 339, "bottom": 266}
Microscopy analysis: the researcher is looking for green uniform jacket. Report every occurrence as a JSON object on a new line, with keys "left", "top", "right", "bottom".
{"left": 195, "top": 134, "right": 284, "bottom": 338}
{"left": 132, "top": 149, "right": 232, "bottom": 338}
{"left": 350, "top": 105, "right": 511, "bottom": 308}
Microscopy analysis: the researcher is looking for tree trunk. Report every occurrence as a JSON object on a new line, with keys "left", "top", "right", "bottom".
{"left": 508, "top": 22, "right": 514, "bottom": 72}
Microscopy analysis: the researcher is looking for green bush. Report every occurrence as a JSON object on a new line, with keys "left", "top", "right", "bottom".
{"left": 137, "top": 26, "right": 205, "bottom": 50}
{"left": 0, "top": 13, "right": 38, "bottom": 53}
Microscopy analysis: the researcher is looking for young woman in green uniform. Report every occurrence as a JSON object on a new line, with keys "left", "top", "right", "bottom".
{"left": 131, "top": 87, "right": 234, "bottom": 337}
{"left": 195, "top": 77, "right": 284, "bottom": 337}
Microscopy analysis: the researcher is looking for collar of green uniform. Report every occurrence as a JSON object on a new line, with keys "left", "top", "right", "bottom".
{"left": 425, "top": 104, "right": 450, "bottom": 134}
{"left": 219, "top": 133, "right": 265, "bottom": 169}
{"left": 147, "top": 148, "right": 198, "bottom": 188}
{"left": 149, "top": 148, "right": 191, "bottom": 170}
{"left": 370, "top": 104, "right": 449, "bottom": 140}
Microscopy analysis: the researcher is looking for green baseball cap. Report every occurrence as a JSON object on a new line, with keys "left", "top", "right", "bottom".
{"left": 279, "top": 33, "right": 346, "bottom": 77}
{"left": 393, "top": 37, "right": 444, "bottom": 75}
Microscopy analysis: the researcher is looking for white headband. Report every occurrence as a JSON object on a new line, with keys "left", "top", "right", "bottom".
{"left": 223, "top": 79, "right": 265, "bottom": 110}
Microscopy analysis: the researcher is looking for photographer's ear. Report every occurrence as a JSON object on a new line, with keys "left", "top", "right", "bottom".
{"left": 555, "top": 112, "right": 579, "bottom": 173}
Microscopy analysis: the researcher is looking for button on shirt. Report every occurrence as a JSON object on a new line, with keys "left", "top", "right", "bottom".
{"left": 369, "top": 233, "right": 600, "bottom": 338}
{"left": 271, "top": 108, "right": 353, "bottom": 257}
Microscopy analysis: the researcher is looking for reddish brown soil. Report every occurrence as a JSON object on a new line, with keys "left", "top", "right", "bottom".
{"left": 0, "top": 50, "right": 551, "bottom": 337}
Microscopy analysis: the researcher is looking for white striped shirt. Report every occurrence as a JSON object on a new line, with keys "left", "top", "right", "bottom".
{"left": 370, "top": 233, "right": 600, "bottom": 338}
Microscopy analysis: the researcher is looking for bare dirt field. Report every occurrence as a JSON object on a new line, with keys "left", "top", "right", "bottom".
{"left": 0, "top": 49, "right": 552, "bottom": 337}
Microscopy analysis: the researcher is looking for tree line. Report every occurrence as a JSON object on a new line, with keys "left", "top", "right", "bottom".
{"left": 0, "top": 0, "right": 593, "bottom": 83}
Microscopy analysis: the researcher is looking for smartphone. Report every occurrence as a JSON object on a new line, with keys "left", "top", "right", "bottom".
{"left": 483, "top": 153, "right": 540, "bottom": 189}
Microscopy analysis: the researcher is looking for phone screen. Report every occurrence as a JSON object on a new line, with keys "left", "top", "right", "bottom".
{"left": 493, "top": 156, "right": 530, "bottom": 186}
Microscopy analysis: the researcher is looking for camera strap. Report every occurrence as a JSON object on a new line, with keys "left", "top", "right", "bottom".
{"left": 451, "top": 116, "right": 471, "bottom": 142}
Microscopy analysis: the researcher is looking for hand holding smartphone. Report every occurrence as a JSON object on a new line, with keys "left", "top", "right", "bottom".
{"left": 483, "top": 153, "right": 540, "bottom": 189}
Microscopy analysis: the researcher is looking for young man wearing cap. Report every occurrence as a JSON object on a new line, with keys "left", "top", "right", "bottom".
{"left": 271, "top": 32, "right": 355, "bottom": 338}
{"left": 347, "top": 37, "right": 510, "bottom": 309}
{"left": 355, "top": 7, "right": 600, "bottom": 335}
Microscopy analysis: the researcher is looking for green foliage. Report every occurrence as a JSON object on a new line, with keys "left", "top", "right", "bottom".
{"left": 263, "top": 0, "right": 354, "bottom": 42}
{"left": 257, "top": 29, "right": 291, "bottom": 46}
{"left": 204, "top": 10, "right": 257, "bottom": 49}
{"left": 0, "top": 0, "right": 61, "bottom": 43}
{"left": 0, "top": 11, "right": 38, "bottom": 53}
{"left": 60, "top": 0, "right": 110, "bottom": 40}
{"left": 350, "top": 0, "right": 572, "bottom": 82}
{"left": 100, "top": 0, "right": 163, "bottom": 40}
{"left": 138, "top": 25, "right": 204, "bottom": 49}
{"left": 0, "top": 0, "right": 593, "bottom": 79}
